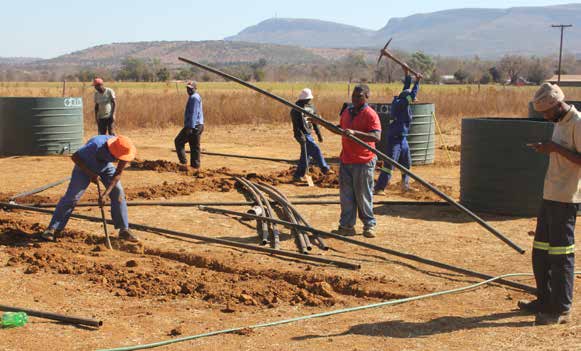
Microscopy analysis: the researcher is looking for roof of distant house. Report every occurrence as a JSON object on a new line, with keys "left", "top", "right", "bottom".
{"left": 547, "top": 75, "right": 581, "bottom": 82}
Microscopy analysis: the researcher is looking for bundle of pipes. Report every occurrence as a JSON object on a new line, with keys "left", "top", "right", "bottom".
{"left": 234, "top": 178, "right": 327, "bottom": 254}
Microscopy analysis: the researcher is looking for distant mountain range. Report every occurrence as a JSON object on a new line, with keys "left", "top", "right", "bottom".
{"left": 226, "top": 4, "right": 581, "bottom": 58}
{"left": 1, "top": 3, "right": 580, "bottom": 75}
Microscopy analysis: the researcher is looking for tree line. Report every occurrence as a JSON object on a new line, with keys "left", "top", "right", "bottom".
{"left": 1, "top": 52, "right": 579, "bottom": 84}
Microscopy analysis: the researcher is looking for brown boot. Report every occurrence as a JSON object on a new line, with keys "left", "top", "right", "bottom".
{"left": 119, "top": 229, "right": 139, "bottom": 242}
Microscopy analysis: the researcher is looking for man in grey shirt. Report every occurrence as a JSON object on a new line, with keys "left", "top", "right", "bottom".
{"left": 93, "top": 78, "right": 117, "bottom": 135}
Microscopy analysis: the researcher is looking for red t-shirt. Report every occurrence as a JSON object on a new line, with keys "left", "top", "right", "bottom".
{"left": 339, "top": 104, "right": 381, "bottom": 164}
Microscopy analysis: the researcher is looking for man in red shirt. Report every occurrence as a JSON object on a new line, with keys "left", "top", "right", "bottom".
{"left": 327, "top": 84, "right": 382, "bottom": 238}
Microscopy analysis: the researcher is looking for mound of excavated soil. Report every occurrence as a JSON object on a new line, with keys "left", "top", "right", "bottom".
{"left": 0, "top": 215, "right": 411, "bottom": 309}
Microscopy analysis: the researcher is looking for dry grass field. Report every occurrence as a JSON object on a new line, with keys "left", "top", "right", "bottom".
{"left": 2, "top": 81, "right": 580, "bottom": 133}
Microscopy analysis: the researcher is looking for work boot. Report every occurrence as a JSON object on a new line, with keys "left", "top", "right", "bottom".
{"left": 535, "top": 311, "right": 571, "bottom": 325}
{"left": 517, "top": 299, "right": 544, "bottom": 314}
{"left": 40, "top": 228, "right": 57, "bottom": 242}
{"left": 322, "top": 168, "right": 335, "bottom": 175}
{"left": 373, "top": 189, "right": 386, "bottom": 196}
{"left": 331, "top": 226, "right": 356, "bottom": 236}
{"left": 119, "top": 229, "right": 140, "bottom": 243}
{"left": 363, "top": 226, "right": 377, "bottom": 238}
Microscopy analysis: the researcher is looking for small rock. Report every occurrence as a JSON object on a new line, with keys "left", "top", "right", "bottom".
{"left": 125, "top": 260, "right": 138, "bottom": 268}
{"left": 24, "top": 265, "right": 39, "bottom": 274}
{"left": 169, "top": 327, "right": 183, "bottom": 336}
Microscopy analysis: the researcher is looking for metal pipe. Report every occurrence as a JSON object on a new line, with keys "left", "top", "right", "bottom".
{"left": 253, "top": 183, "right": 309, "bottom": 254}
{"left": 9, "top": 176, "right": 71, "bottom": 201}
{"left": 29, "top": 201, "right": 256, "bottom": 208}
{"left": 238, "top": 178, "right": 277, "bottom": 246}
{"left": 201, "top": 151, "right": 296, "bottom": 164}
{"left": 178, "top": 56, "right": 524, "bottom": 254}
{"left": 27, "top": 200, "right": 450, "bottom": 208}
{"left": 0, "top": 202, "right": 360, "bottom": 270}
{"left": 234, "top": 177, "right": 268, "bottom": 245}
{"left": 0, "top": 304, "right": 102, "bottom": 328}
{"left": 256, "top": 183, "right": 328, "bottom": 251}
{"left": 198, "top": 206, "right": 535, "bottom": 293}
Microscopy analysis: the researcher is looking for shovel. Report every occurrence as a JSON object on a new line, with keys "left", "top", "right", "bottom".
{"left": 96, "top": 182, "right": 113, "bottom": 249}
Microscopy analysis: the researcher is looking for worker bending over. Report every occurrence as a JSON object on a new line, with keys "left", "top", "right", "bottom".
{"left": 41, "top": 135, "right": 139, "bottom": 243}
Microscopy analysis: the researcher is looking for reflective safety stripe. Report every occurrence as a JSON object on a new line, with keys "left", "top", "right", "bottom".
{"left": 548, "top": 245, "right": 575, "bottom": 255}
{"left": 379, "top": 167, "right": 392, "bottom": 175}
{"left": 533, "top": 241, "right": 549, "bottom": 250}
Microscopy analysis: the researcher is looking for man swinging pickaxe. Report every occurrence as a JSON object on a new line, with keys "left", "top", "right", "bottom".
{"left": 376, "top": 38, "right": 423, "bottom": 80}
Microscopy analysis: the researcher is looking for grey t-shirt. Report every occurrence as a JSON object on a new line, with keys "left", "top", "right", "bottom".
{"left": 94, "top": 87, "right": 116, "bottom": 119}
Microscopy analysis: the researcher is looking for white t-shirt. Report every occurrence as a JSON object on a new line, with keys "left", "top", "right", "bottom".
{"left": 94, "top": 87, "right": 116, "bottom": 119}
{"left": 543, "top": 105, "right": 581, "bottom": 203}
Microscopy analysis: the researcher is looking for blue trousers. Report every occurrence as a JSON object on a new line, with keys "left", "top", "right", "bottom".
{"left": 533, "top": 200, "right": 577, "bottom": 313}
{"left": 48, "top": 165, "right": 129, "bottom": 231}
{"left": 375, "top": 136, "right": 411, "bottom": 190}
{"left": 294, "top": 134, "right": 329, "bottom": 178}
{"left": 339, "top": 158, "right": 376, "bottom": 229}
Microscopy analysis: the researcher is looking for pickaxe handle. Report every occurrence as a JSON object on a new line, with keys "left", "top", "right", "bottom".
{"left": 377, "top": 39, "right": 423, "bottom": 78}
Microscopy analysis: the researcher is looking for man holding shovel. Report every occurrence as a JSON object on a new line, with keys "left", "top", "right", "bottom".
{"left": 41, "top": 135, "right": 139, "bottom": 243}
{"left": 291, "top": 88, "right": 331, "bottom": 183}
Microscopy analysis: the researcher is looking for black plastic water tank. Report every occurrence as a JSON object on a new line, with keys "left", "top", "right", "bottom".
{"left": 460, "top": 117, "right": 554, "bottom": 217}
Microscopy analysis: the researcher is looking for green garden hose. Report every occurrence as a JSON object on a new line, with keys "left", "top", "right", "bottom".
{"left": 99, "top": 272, "right": 576, "bottom": 351}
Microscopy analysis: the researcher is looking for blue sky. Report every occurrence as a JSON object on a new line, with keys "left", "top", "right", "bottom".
{"left": 0, "top": 0, "right": 572, "bottom": 58}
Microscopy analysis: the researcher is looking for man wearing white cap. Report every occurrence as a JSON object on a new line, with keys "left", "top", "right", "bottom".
{"left": 290, "top": 88, "right": 330, "bottom": 181}
{"left": 519, "top": 83, "right": 581, "bottom": 325}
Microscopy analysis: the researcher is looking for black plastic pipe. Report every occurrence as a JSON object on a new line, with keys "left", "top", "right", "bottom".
{"left": 9, "top": 177, "right": 71, "bottom": 201}
{"left": 257, "top": 182, "right": 329, "bottom": 251}
{"left": 0, "top": 202, "right": 359, "bottom": 270}
{"left": 0, "top": 304, "right": 102, "bottom": 328}
{"left": 27, "top": 200, "right": 450, "bottom": 208}
{"left": 198, "top": 205, "right": 535, "bottom": 293}
{"left": 235, "top": 177, "right": 269, "bottom": 245}
{"left": 177, "top": 56, "right": 524, "bottom": 254}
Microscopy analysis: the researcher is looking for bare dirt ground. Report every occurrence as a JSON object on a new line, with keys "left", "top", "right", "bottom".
{"left": 1, "top": 124, "right": 580, "bottom": 351}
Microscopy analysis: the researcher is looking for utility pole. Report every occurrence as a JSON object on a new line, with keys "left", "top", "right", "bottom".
{"left": 551, "top": 24, "right": 572, "bottom": 84}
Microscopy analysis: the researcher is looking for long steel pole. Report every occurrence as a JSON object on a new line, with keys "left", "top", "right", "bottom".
{"left": 177, "top": 56, "right": 524, "bottom": 254}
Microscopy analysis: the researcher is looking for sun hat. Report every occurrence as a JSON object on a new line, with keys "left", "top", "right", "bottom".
{"left": 106, "top": 135, "right": 136, "bottom": 162}
{"left": 298, "top": 88, "right": 313, "bottom": 100}
{"left": 92, "top": 78, "right": 104, "bottom": 86}
{"left": 533, "top": 83, "right": 565, "bottom": 112}
{"left": 186, "top": 81, "right": 197, "bottom": 89}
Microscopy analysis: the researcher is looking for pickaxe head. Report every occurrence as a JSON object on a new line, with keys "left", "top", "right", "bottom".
{"left": 376, "top": 38, "right": 393, "bottom": 65}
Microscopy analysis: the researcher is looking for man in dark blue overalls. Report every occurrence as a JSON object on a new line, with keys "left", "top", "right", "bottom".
{"left": 41, "top": 135, "right": 139, "bottom": 242}
{"left": 374, "top": 68, "right": 421, "bottom": 194}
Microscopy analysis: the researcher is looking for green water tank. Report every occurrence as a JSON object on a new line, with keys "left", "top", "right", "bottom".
{"left": 0, "top": 97, "right": 84, "bottom": 156}
{"left": 528, "top": 100, "right": 581, "bottom": 119}
{"left": 368, "top": 102, "right": 436, "bottom": 165}
{"left": 460, "top": 118, "right": 554, "bottom": 217}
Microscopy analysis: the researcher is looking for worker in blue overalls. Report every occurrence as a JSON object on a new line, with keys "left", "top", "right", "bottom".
{"left": 374, "top": 68, "right": 422, "bottom": 194}
{"left": 41, "top": 135, "right": 139, "bottom": 242}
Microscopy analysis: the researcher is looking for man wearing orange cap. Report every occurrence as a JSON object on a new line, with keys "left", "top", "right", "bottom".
{"left": 41, "top": 135, "right": 139, "bottom": 242}
{"left": 93, "top": 78, "right": 117, "bottom": 135}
